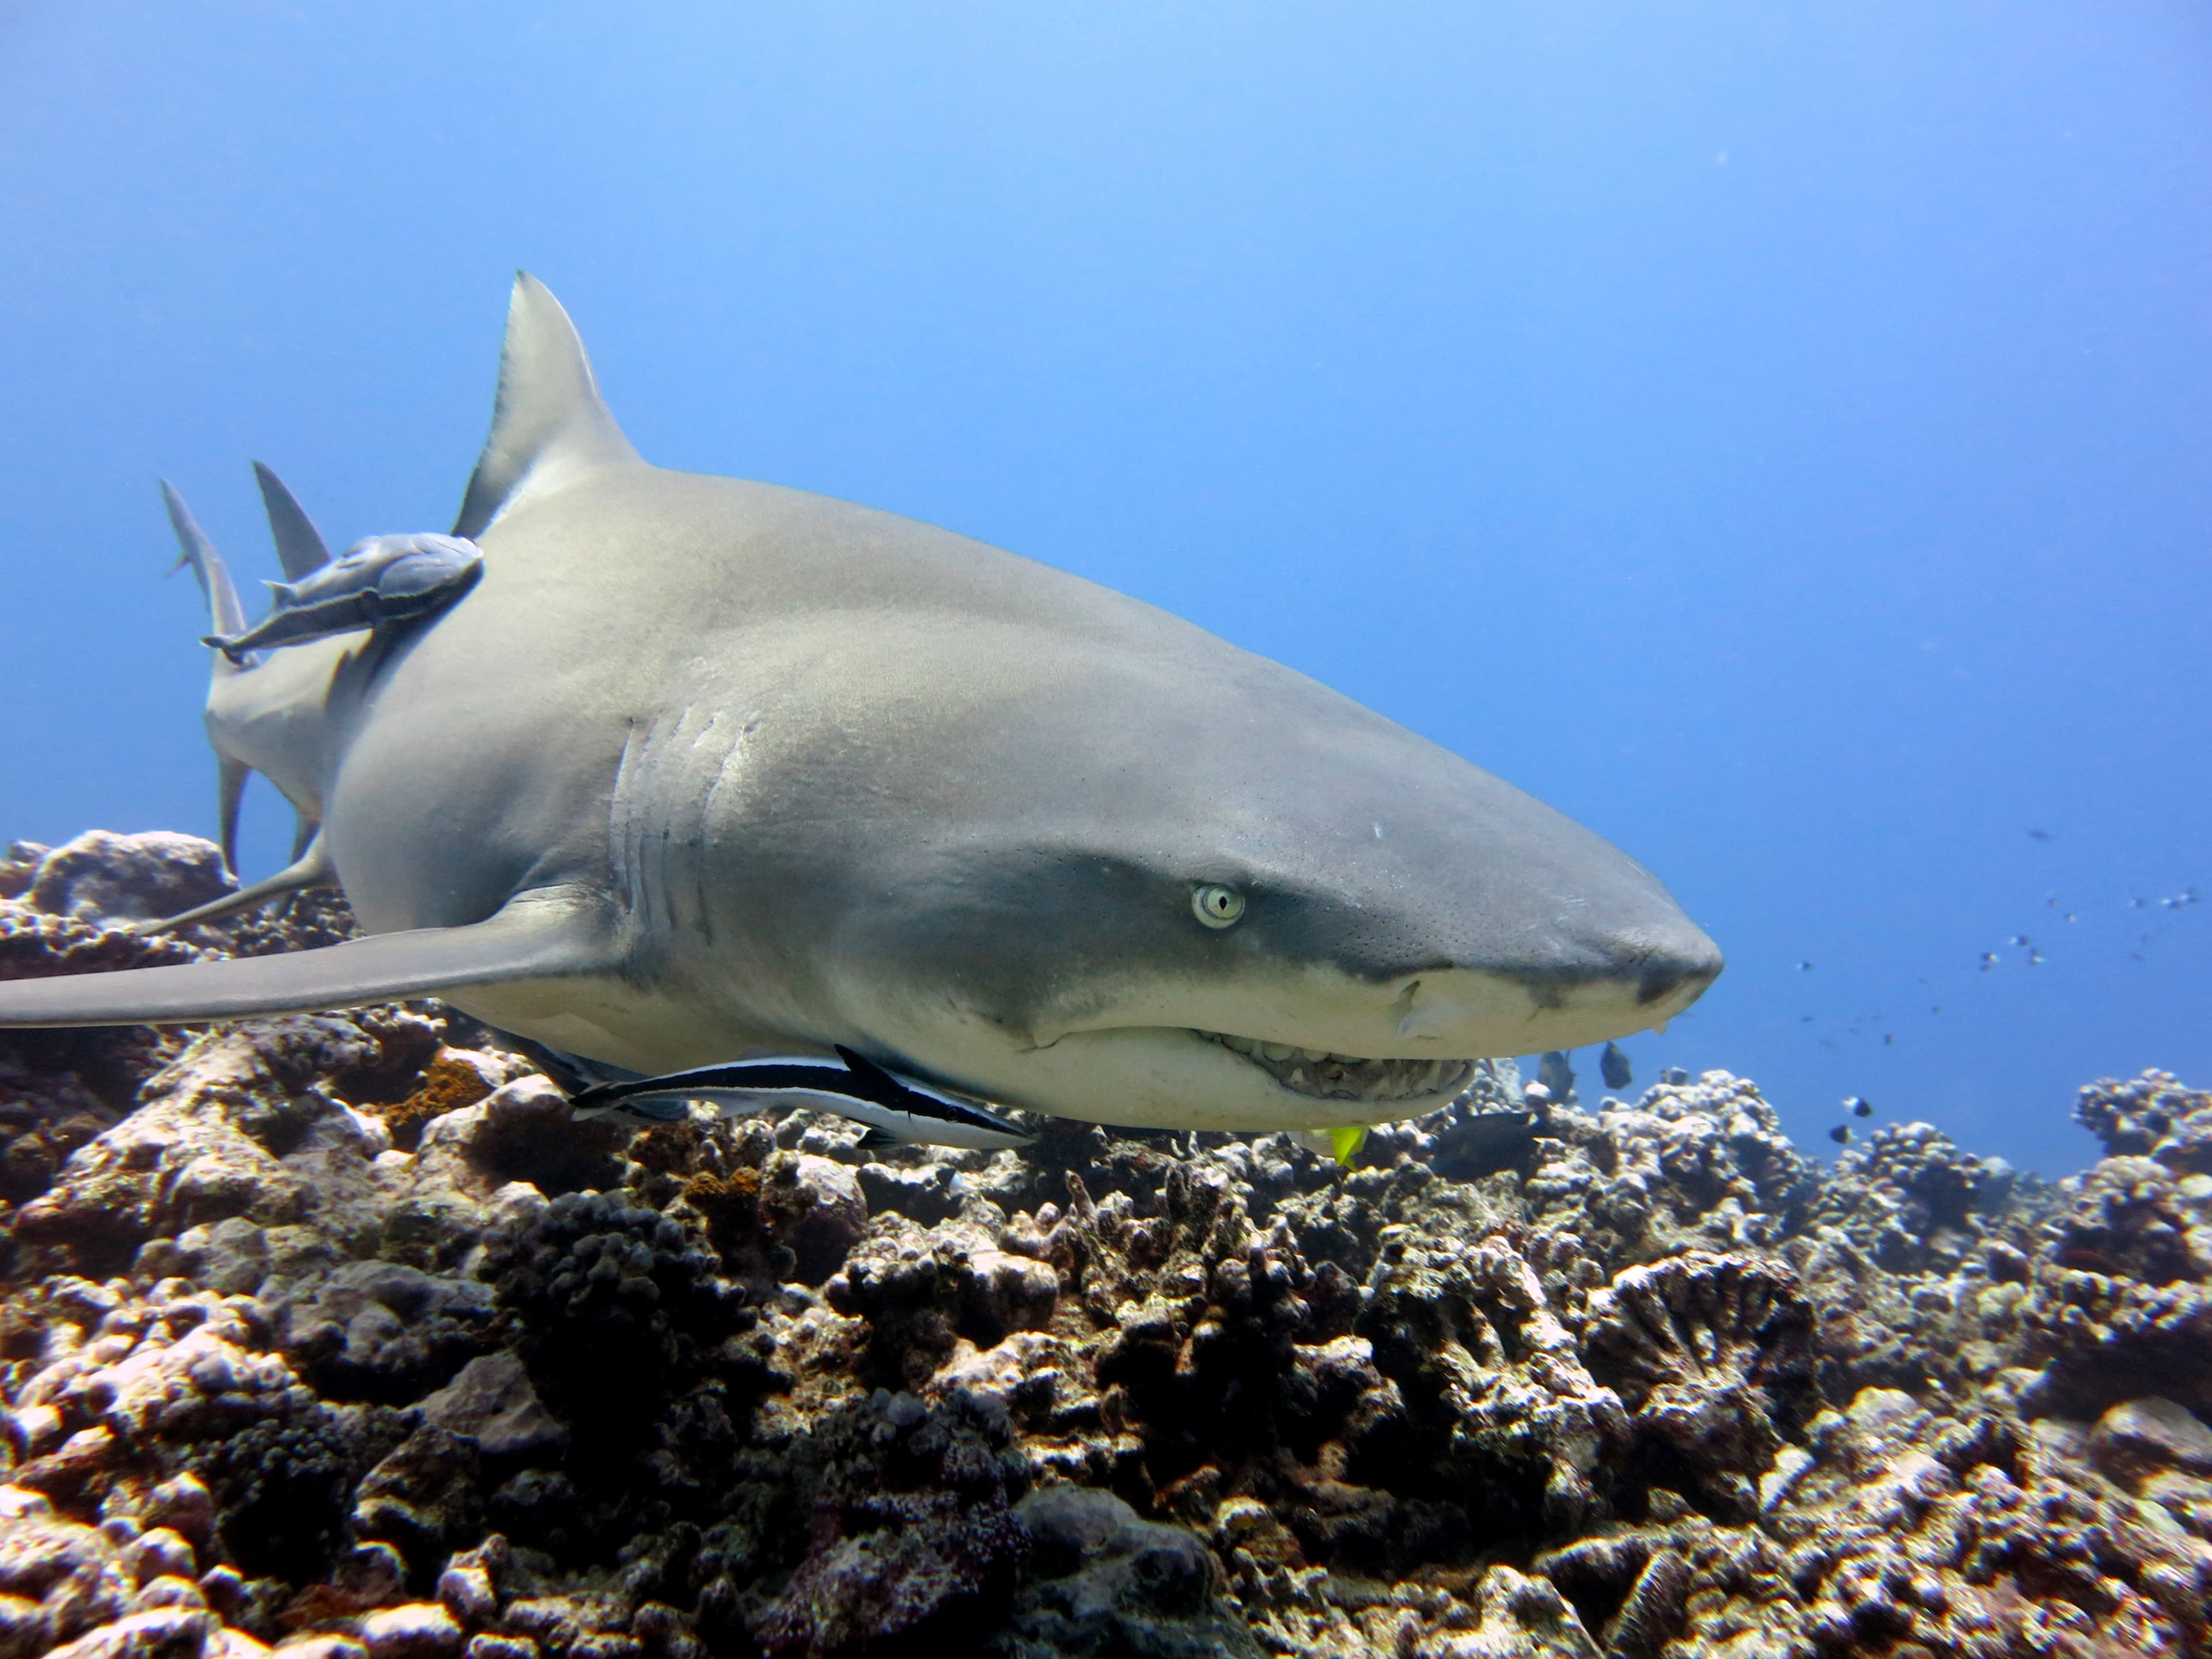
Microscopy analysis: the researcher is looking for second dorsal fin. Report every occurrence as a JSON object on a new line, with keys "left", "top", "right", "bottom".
{"left": 252, "top": 462, "right": 331, "bottom": 580}
{"left": 452, "top": 273, "right": 641, "bottom": 540}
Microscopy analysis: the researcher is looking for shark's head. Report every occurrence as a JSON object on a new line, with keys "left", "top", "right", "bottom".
{"left": 796, "top": 620, "right": 1722, "bottom": 1133}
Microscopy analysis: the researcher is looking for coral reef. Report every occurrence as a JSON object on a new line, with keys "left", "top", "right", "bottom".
{"left": 2, "top": 831, "right": 2210, "bottom": 1656}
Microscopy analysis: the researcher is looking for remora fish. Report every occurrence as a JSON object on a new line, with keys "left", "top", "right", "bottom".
{"left": 204, "top": 533, "right": 483, "bottom": 664}
{"left": 568, "top": 1047, "right": 1030, "bottom": 1150}
{"left": 0, "top": 275, "right": 1722, "bottom": 1146}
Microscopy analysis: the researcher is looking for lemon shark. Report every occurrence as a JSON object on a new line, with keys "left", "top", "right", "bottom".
{"left": 0, "top": 275, "right": 1721, "bottom": 1144}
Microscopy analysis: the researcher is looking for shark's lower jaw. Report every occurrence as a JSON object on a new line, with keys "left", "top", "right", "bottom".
{"left": 1198, "top": 1030, "right": 1474, "bottom": 1105}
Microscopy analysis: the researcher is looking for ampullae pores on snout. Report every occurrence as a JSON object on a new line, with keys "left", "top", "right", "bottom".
{"left": 203, "top": 533, "right": 482, "bottom": 663}
{"left": 0, "top": 275, "right": 1721, "bottom": 1149}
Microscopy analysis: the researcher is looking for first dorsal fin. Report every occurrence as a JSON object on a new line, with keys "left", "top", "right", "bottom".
{"left": 452, "top": 274, "right": 641, "bottom": 540}
{"left": 252, "top": 462, "right": 331, "bottom": 581}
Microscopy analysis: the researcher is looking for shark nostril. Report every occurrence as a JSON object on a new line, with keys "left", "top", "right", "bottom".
{"left": 1635, "top": 935, "right": 1724, "bottom": 1005}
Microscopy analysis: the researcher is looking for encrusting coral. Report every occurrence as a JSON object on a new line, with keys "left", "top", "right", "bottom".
{"left": 2, "top": 830, "right": 2210, "bottom": 1658}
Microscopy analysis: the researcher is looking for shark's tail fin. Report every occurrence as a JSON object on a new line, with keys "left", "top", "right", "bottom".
{"left": 161, "top": 481, "right": 256, "bottom": 872}
{"left": 161, "top": 480, "right": 249, "bottom": 650}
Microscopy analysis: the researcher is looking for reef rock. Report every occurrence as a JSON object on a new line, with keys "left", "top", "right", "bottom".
{"left": 21, "top": 832, "right": 234, "bottom": 928}
{"left": 0, "top": 830, "right": 2209, "bottom": 1657}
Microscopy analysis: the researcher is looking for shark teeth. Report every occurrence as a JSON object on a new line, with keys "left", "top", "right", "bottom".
{"left": 1198, "top": 1031, "right": 1474, "bottom": 1105}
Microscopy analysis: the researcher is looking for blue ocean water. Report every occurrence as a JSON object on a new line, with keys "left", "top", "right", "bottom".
{"left": 0, "top": 4, "right": 2205, "bottom": 1175}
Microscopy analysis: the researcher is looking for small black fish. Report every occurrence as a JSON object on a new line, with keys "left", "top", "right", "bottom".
{"left": 1599, "top": 1041, "right": 1632, "bottom": 1091}
{"left": 1829, "top": 1124, "right": 1851, "bottom": 1144}
{"left": 1537, "top": 1050, "right": 1576, "bottom": 1103}
{"left": 1845, "top": 1096, "right": 1872, "bottom": 1118}
{"left": 1796, "top": 961, "right": 1813, "bottom": 971}
{"left": 2009, "top": 935, "right": 2031, "bottom": 948}
{"left": 204, "top": 533, "right": 483, "bottom": 662}
{"left": 1661, "top": 1067, "right": 1689, "bottom": 1086}
{"left": 2027, "top": 828, "right": 2054, "bottom": 842}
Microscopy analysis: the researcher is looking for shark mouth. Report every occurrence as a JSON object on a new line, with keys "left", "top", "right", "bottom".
{"left": 1199, "top": 1031, "right": 1475, "bottom": 1105}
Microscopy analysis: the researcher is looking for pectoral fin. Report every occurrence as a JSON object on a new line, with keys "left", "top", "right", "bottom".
{"left": 0, "top": 886, "right": 618, "bottom": 1029}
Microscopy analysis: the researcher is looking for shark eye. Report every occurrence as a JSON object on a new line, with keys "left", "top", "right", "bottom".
{"left": 1192, "top": 884, "right": 1245, "bottom": 928}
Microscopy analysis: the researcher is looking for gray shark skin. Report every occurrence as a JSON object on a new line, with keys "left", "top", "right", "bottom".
{"left": 205, "top": 533, "right": 483, "bottom": 664}
{"left": 0, "top": 275, "right": 1722, "bottom": 1135}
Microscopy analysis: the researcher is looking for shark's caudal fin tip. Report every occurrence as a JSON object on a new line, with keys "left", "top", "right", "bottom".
{"left": 160, "top": 480, "right": 249, "bottom": 639}
{"left": 453, "top": 275, "right": 641, "bottom": 540}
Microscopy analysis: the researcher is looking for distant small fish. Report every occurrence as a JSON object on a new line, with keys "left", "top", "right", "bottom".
{"left": 1599, "top": 1041, "right": 1632, "bottom": 1091}
{"left": 204, "top": 533, "right": 483, "bottom": 663}
{"left": 2133, "top": 897, "right": 2148, "bottom": 908}
{"left": 1661, "top": 1067, "right": 1689, "bottom": 1086}
{"left": 1979, "top": 953, "right": 1998, "bottom": 971}
{"left": 2008, "top": 935, "right": 2031, "bottom": 948}
{"left": 2063, "top": 914, "right": 2076, "bottom": 923}
{"left": 2028, "top": 949, "right": 2044, "bottom": 965}
{"left": 1883, "top": 1033, "right": 1894, "bottom": 1045}
{"left": 1796, "top": 961, "right": 1813, "bottom": 971}
{"left": 1844, "top": 1096, "right": 1872, "bottom": 1118}
{"left": 2027, "top": 828, "right": 2054, "bottom": 842}
{"left": 1828, "top": 1124, "right": 1851, "bottom": 1144}
{"left": 1537, "top": 1050, "right": 1576, "bottom": 1101}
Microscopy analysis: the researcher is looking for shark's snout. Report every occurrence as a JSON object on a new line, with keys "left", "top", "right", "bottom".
{"left": 1517, "top": 905, "right": 1725, "bottom": 1028}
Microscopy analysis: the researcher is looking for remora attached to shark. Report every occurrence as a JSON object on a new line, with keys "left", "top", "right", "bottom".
{"left": 0, "top": 275, "right": 1722, "bottom": 1143}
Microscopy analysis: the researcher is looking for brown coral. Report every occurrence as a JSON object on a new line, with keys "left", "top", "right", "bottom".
{"left": 1583, "top": 1250, "right": 1815, "bottom": 1517}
